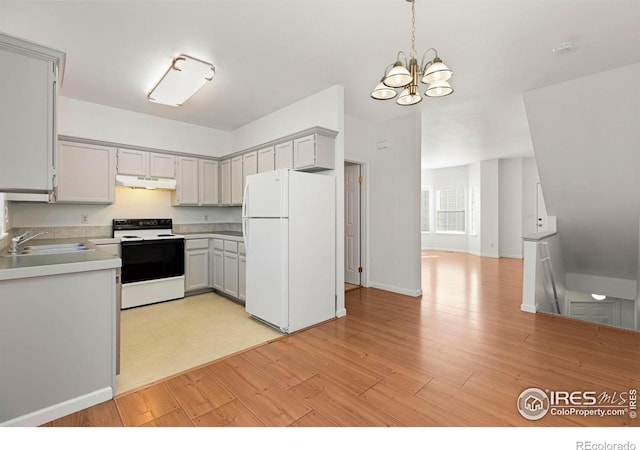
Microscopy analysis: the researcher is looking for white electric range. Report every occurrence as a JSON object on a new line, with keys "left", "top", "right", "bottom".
{"left": 113, "top": 219, "right": 185, "bottom": 309}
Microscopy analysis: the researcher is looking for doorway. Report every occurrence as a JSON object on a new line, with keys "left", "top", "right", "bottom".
{"left": 345, "top": 162, "right": 362, "bottom": 288}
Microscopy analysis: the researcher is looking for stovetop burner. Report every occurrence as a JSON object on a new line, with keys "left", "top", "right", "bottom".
{"left": 112, "top": 218, "right": 184, "bottom": 241}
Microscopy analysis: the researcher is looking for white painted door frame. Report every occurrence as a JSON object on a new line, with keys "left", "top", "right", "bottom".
{"left": 344, "top": 160, "right": 368, "bottom": 287}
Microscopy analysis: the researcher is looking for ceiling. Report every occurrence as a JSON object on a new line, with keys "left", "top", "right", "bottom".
{"left": 1, "top": 1, "right": 639, "bottom": 168}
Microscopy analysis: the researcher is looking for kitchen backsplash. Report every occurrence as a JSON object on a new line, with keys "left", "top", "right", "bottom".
{"left": 3, "top": 222, "right": 242, "bottom": 243}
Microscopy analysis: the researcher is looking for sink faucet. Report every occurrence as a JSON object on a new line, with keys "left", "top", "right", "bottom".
{"left": 7, "top": 231, "right": 49, "bottom": 255}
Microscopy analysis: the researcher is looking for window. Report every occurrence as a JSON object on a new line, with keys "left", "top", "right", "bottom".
{"left": 469, "top": 186, "right": 478, "bottom": 236}
{"left": 421, "top": 190, "right": 430, "bottom": 232}
{"left": 437, "top": 188, "right": 465, "bottom": 233}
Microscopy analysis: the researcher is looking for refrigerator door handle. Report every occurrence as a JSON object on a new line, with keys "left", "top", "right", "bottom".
{"left": 243, "top": 218, "right": 249, "bottom": 255}
{"left": 242, "top": 182, "right": 249, "bottom": 254}
{"left": 242, "top": 180, "right": 249, "bottom": 218}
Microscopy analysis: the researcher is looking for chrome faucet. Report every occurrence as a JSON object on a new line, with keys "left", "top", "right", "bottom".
{"left": 7, "top": 231, "right": 49, "bottom": 255}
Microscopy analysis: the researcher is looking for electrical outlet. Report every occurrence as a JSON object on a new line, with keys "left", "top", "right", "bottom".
{"left": 204, "top": 214, "right": 209, "bottom": 222}
{"left": 81, "top": 214, "right": 88, "bottom": 224}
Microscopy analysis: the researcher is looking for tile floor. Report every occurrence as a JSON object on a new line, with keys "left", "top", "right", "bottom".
{"left": 116, "top": 292, "right": 283, "bottom": 395}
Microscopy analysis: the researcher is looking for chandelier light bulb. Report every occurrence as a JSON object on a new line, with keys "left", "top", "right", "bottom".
{"left": 371, "top": 81, "right": 398, "bottom": 100}
{"left": 422, "top": 58, "right": 453, "bottom": 84}
{"left": 396, "top": 88, "right": 422, "bottom": 106}
{"left": 383, "top": 62, "right": 412, "bottom": 88}
{"left": 425, "top": 80, "right": 454, "bottom": 97}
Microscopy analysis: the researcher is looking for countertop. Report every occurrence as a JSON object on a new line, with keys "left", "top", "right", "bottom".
{"left": 183, "top": 231, "right": 244, "bottom": 241}
{"left": 0, "top": 238, "right": 121, "bottom": 281}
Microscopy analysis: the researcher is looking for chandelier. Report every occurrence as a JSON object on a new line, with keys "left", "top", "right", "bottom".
{"left": 370, "top": 0, "right": 454, "bottom": 105}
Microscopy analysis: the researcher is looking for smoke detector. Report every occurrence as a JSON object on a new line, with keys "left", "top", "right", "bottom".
{"left": 552, "top": 42, "right": 574, "bottom": 55}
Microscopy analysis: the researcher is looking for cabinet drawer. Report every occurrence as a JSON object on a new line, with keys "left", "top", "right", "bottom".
{"left": 186, "top": 238, "right": 209, "bottom": 250}
{"left": 224, "top": 241, "right": 238, "bottom": 253}
{"left": 239, "top": 243, "right": 246, "bottom": 255}
{"left": 212, "top": 239, "right": 224, "bottom": 250}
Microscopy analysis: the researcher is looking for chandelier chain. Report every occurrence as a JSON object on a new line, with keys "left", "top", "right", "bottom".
{"left": 410, "top": 0, "right": 416, "bottom": 58}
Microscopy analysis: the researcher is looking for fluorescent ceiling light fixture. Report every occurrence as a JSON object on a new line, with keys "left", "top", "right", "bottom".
{"left": 147, "top": 54, "right": 215, "bottom": 106}
{"left": 591, "top": 294, "right": 606, "bottom": 301}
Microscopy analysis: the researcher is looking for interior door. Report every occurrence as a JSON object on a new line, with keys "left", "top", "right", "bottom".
{"left": 536, "top": 182, "right": 550, "bottom": 232}
{"left": 345, "top": 163, "right": 361, "bottom": 285}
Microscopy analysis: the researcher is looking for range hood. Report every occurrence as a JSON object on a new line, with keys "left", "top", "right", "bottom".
{"left": 115, "top": 175, "right": 176, "bottom": 190}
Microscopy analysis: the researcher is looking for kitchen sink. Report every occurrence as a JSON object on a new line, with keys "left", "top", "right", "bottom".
{"left": 3, "top": 243, "right": 95, "bottom": 256}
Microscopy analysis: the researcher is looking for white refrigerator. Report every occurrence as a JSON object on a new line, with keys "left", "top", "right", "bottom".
{"left": 242, "top": 168, "right": 336, "bottom": 333}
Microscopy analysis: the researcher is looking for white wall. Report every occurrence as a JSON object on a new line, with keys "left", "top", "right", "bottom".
{"left": 230, "top": 87, "right": 344, "bottom": 152}
{"left": 467, "top": 162, "right": 481, "bottom": 255}
{"left": 231, "top": 85, "right": 346, "bottom": 316}
{"left": 10, "top": 188, "right": 240, "bottom": 227}
{"left": 479, "top": 159, "right": 499, "bottom": 258}
{"left": 423, "top": 157, "right": 538, "bottom": 258}
{"left": 524, "top": 62, "right": 640, "bottom": 280}
{"left": 421, "top": 165, "right": 469, "bottom": 253}
{"left": 58, "top": 97, "right": 230, "bottom": 157}
{"left": 499, "top": 158, "right": 523, "bottom": 258}
{"left": 368, "top": 112, "right": 422, "bottom": 296}
{"left": 521, "top": 158, "right": 540, "bottom": 236}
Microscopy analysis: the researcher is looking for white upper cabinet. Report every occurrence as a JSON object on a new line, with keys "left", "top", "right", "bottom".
{"left": 149, "top": 153, "right": 175, "bottom": 178}
{"left": 199, "top": 159, "right": 219, "bottom": 206}
{"left": 172, "top": 156, "right": 199, "bottom": 206}
{"left": 220, "top": 158, "right": 231, "bottom": 205}
{"left": 257, "top": 146, "right": 275, "bottom": 173}
{"left": 293, "top": 132, "right": 335, "bottom": 171}
{"left": 0, "top": 32, "right": 64, "bottom": 193}
{"left": 274, "top": 141, "right": 293, "bottom": 170}
{"left": 242, "top": 151, "right": 258, "bottom": 197}
{"left": 116, "top": 149, "right": 147, "bottom": 176}
{"left": 117, "top": 149, "right": 175, "bottom": 178}
{"left": 56, "top": 141, "right": 116, "bottom": 204}
{"left": 231, "top": 156, "right": 243, "bottom": 205}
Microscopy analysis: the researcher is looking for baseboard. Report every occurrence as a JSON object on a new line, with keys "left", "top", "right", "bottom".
{"left": 369, "top": 282, "right": 422, "bottom": 297}
{"left": 422, "top": 246, "right": 468, "bottom": 254}
{"left": 520, "top": 303, "right": 538, "bottom": 314}
{"left": 499, "top": 253, "right": 523, "bottom": 259}
{"left": 1, "top": 386, "right": 113, "bottom": 427}
{"left": 336, "top": 308, "right": 347, "bottom": 317}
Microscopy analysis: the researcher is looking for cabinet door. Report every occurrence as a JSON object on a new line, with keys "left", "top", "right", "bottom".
{"left": 293, "top": 135, "right": 316, "bottom": 169}
{"left": 56, "top": 142, "right": 116, "bottom": 204}
{"left": 243, "top": 151, "right": 258, "bottom": 198}
{"left": 199, "top": 159, "right": 219, "bottom": 205}
{"left": 175, "top": 157, "right": 199, "bottom": 205}
{"left": 211, "top": 239, "right": 224, "bottom": 292}
{"left": 220, "top": 159, "right": 231, "bottom": 205}
{"left": 257, "top": 146, "right": 275, "bottom": 173}
{"left": 238, "top": 250, "right": 246, "bottom": 302}
{"left": 149, "top": 153, "right": 175, "bottom": 178}
{"left": 223, "top": 251, "right": 239, "bottom": 297}
{"left": 231, "top": 156, "right": 243, "bottom": 205}
{"left": 0, "top": 48, "right": 55, "bottom": 192}
{"left": 185, "top": 249, "right": 209, "bottom": 292}
{"left": 274, "top": 141, "right": 293, "bottom": 170}
{"left": 116, "top": 149, "right": 147, "bottom": 176}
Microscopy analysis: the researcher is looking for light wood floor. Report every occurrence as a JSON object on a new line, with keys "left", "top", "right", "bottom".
{"left": 44, "top": 251, "right": 640, "bottom": 427}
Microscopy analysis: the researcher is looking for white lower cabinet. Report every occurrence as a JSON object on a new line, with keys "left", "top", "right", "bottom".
{"left": 238, "top": 243, "right": 246, "bottom": 301}
{"left": 209, "top": 237, "right": 245, "bottom": 302}
{"left": 223, "top": 240, "right": 239, "bottom": 298}
{"left": 211, "top": 240, "right": 224, "bottom": 291}
{"left": 185, "top": 239, "right": 209, "bottom": 292}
